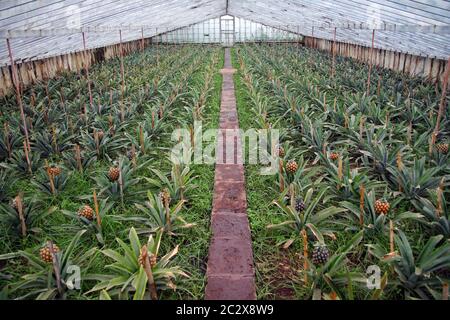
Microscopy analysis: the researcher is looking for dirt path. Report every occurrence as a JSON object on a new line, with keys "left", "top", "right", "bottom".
{"left": 204, "top": 48, "right": 256, "bottom": 300}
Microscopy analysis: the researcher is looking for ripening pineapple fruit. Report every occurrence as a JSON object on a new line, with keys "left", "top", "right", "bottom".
{"left": 138, "top": 249, "right": 157, "bottom": 268}
{"left": 108, "top": 166, "right": 120, "bottom": 181}
{"left": 436, "top": 143, "right": 449, "bottom": 154}
{"left": 78, "top": 205, "right": 94, "bottom": 220}
{"left": 329, "top": 152, "right": 339, "bottom": 161}
{"left": 276, "top": 145, "right": 285, "bottom": 158}
{"left": 48, "top": 165, "right": 62, "bottom": 176}
{"left": 285, "top": 160, "right": 298, "bottom": 174}
{"left": 159, "top": 188, "right": 171, "bottom": 207}
{"left": 39, "top": 244, "right": 60, "bottom": 263}
{"left": 295, "top": 198, "right": 306, "bottom": 213}
{"left": 312, "top": 243, "right": 330, "bottom": 265}
{"left": 374, "top": 199, "right": 390, "bottom": 215}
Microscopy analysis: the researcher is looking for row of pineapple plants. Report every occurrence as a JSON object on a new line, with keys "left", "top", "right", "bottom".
{"left": 0, "top": 43, "right": 222, "bottom": 299}
{"left": 234, "top": 43, "right": 449, "bottom": 300}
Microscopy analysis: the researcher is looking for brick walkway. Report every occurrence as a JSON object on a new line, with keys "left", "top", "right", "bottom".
{"left": 204, "top": 48, "right": 256, "bottom": 300}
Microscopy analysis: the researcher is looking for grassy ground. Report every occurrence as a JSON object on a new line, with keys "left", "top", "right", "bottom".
{"left": 231, "top": 47, "right": 305, "bottom": 299}
{"left": 168, "top": 49, "right": 224, "bottom": 299}
{"left": 0, "top": 45, "right": 224, "bottom": 300}
{"left": 231, "top": 43, "right": 449, "bottom": 300}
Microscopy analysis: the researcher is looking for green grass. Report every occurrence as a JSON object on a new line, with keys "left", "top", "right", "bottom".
{"left": 0, "top": 45, "right": 224, "bottom": 300}
{"left": 231, "top": 47, "right": 305, "bottom": 299}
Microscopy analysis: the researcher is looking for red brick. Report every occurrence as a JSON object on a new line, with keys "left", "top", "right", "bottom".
{"left": 215, "top": 164, "right": 244, "bottom": 182}
{"left": 205, "top": 275, "right": 256, "bottom": 300}
{"left": 213, "top": 181, "right": 247, "bottom": 212}
{"left": 206, "top": 237, "right": 254, "bottom": 275}
{"left": 211, "top": 213, "right": 251, "bottom": 239}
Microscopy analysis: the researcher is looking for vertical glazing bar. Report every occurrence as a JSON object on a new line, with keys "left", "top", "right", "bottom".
{"left": 81, "top": 31, "right": 93, "bottom": 109}
{"left": 332, "top": 27, "right": 337, "bottom": 77}
{"left": 233, "top": 16, "right": 236, "bottom": 45}
{"left": 141, "top": 27, "right": 145, "bottom": 52}
{"left": 119, "top": 29, "right": 125, "bottom": 121}
{"left": 156, "top": 27, "right": 159, "bottom": 64}
{"left": 367, "top": 29, "right": 376, "bottom": 95}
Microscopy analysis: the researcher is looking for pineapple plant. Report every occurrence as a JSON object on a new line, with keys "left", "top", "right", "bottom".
{"left": 145, "top": 162, "right": 196, "bottom": 203}
{"left": 386, "top": 157, "right": 441, "bottom": 201}
{"left": 285, "top": 159, "right": 298, "bottom": 174}
{"left": 0, "top": 230, "right": 94, "bottom": 299}
{"left": 88, "top": 228, "right": 187, "bottom": 299}
{"left": 81, "top": 129, "right": 125, "bottom": 161}
{"left": 131, "top": 192, "right": 193, "bottom": 235}
{"left": 94, "top": 156, "right": 147, "bottom": 204}
{"left": 312, "top": 243, "right": 330, "bottom": 265}
{"left": 268, "top": 187, "right": 345, "bottom": 248}
{"left": 374, "top": 199, "right": 390, "bottom": 215}
{"left": 0, "top": 170, "right": 17, "bottom": 203}
{"left": 0, "top": 197, "right": 56, "bottom": 237}
{"left": 6, "top": 149, "right": 41, "bottom": 176}
{"left": 0, "top": 126, "right": 21, "bottom": 161}
{"left": 31, "top": 166, "right": 69, "bottom": 196}
{"left": 62, "top": 197, "right": 113, "bottom": 245}
{"left": 32, "top": 130, "right": 74, "bottom": 158}
{"left": 63, "top": 147, "right": 97, "bottom": 171}
{"left": 368, "top": 231, "right": 450, "bottom": 299}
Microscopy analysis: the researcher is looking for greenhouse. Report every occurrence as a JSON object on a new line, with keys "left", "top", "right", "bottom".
{"left": 0, "top": 0, "right": 449, "bottom": 301}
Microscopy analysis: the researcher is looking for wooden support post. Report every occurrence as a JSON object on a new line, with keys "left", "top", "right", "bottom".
{"left": 141, "top": 27, "right": 145, "bottom": 53}
{"left": 331, "top": 27, "right": 337, "bottom": 77}
{"left": 119, "top": 30, "right": 125, "bottom": 122}
{"left": 81, "top": 32, "right": 93, "bottom": 109}
{"left": 6, "top": 38, "right": 31, "bottom": 153}
{"left": 432, "top": 56, "right": 450, "bottom": 154}
{"left": 366, "top": 29, "right": 375, "bottom": 96}
{"left": 156, "top": 27, "right": 159, "bottom": 65}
